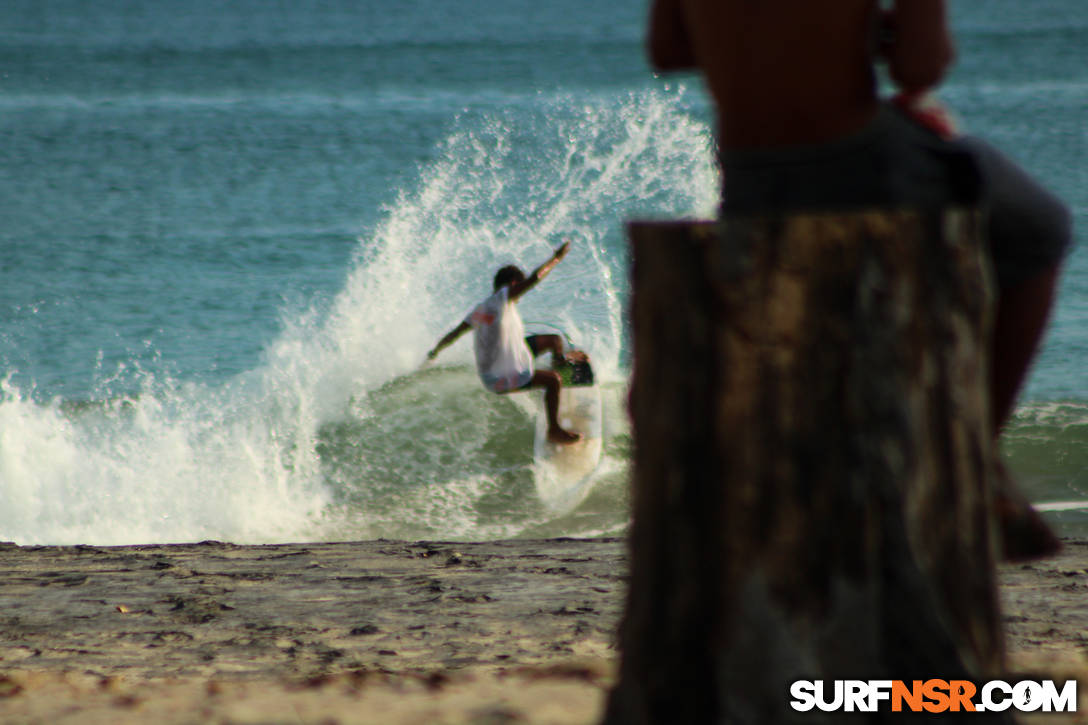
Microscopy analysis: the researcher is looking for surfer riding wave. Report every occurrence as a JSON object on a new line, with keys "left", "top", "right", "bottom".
{"left": 427, "top": 240, "right": 585, "bottom": 445}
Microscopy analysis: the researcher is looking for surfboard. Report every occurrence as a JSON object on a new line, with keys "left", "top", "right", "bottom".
{"left": 532, "top": 351, "right": 603, "bottom": 514}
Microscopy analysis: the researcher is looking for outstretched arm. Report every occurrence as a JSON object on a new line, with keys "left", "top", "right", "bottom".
{"left": 427, "top": 320, "right": 471, "bottom": 361}
{"left": 509, "top": 240, "right": 571, "bottom": 301}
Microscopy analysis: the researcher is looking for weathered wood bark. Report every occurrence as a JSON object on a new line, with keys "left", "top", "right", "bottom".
{"left": 604, "top": 210, "right": 1011, "bottom": 724}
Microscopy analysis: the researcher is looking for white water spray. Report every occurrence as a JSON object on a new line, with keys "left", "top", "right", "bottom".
{"left": 0, "top": 88, "right": 718, "bottom": 545}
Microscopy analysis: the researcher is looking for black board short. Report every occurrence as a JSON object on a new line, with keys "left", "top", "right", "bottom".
{"left": 719, "top": 103, "right": 1072, "bottom": 290}
{"left": 524, "top": 335, "right": 595, "bottom": 387}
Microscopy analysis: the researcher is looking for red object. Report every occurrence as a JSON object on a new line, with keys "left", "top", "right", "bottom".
{"left": 892, "top": 91, "right": 959, "bottom": 139}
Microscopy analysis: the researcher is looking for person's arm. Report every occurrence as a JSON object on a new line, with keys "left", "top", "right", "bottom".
{"left": 647, "top": 0, "right": 697, "bottom": 71}
{"left": 509, "top": 240, "right": 571, "bottom": 301}
{"left": 883, "top": 0, "right": 955, "bottom": 93}
{"left": 427, "top": 320, "right": 471, "bottom": 361}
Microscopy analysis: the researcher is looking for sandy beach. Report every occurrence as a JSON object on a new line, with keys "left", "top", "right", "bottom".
{"left": 2, "top": 536, "right": 1088, "bottom": 724}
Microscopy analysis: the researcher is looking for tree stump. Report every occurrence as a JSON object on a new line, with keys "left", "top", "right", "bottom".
{"left": 604, "top": 210, "right": 1010, "bottom": 724}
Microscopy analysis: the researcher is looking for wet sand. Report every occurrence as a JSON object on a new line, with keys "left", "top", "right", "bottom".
{"left": 1, "top": 537, "right": 1087, "bottom": 724}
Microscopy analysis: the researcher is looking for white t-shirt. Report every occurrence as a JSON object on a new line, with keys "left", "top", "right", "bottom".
{"left": 465, "top": 286, "right": 534, "bottom": 393}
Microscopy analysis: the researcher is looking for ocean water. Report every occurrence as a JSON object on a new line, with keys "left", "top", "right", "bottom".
{"left": 0, "top": 0, "right": 1084, "bottom": 545}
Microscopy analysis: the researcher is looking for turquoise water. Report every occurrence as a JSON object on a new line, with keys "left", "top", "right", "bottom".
{"left": 0, "top": 0, "right": 1084, "bottom": 544}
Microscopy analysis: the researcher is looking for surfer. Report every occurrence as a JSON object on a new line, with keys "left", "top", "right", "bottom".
{"left": 427, "top": 240, "right": 584, "bottom": 445}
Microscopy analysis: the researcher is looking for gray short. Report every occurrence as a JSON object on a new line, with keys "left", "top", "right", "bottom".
{"left": 719, "top": 103, "right": 1073, "bottom": 290}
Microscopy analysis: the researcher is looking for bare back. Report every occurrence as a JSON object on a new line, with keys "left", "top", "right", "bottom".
{"left": 651, "top": 0, "right": 880, "bottom": 148}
